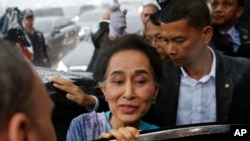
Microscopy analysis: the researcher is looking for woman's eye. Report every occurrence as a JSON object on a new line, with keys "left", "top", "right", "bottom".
{"left": 113, "top": 80, "right": 123, "bottom": 85}
{"left": 136, "top": 80, "right": 146, "bottom": 85}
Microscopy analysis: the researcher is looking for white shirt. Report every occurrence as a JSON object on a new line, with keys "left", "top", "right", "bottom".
{"left": 176, "top": 47, "right": 217, "bottom": 125}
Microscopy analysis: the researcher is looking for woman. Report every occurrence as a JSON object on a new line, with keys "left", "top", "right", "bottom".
{"left": 53, "top": 34, "right": 163, "bottom": 141}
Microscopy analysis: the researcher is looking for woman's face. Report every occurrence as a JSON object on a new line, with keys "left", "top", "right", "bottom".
{"left": 100, "top": 50, "right": 158, "bottom": 126}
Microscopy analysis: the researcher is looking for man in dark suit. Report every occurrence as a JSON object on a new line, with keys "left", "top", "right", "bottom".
{"left": 145, "top": 0, "right": 250, "bottom": 127}
{"left": 209, "top": 0, "right": 250, "bottom": 58}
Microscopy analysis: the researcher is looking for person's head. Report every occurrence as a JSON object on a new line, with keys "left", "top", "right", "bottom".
{"left": 160, "top": 0, "right": 213, "bottom": 66}
{"left": 210, "top": 0, "right": 245, "bottom": 31}
{"left": 140, "top": 3, "right": 159, "bottom": 30}
{"left": 0, "top": 39, "right": 56, "bottom": 141}
{"left": 93, "top": 34, "right": 162, "bottom": 127}
{"left": 103, "top": 9, "right": 111, "bottom": 20}
{"left": 156, "top": 0, "right": 173, "bottom": 9}
{"left": 145, "top": 11, "right": 168, "bottom": 60}
{"left": 22, "top": 8, "right": 34, "bottom": 28}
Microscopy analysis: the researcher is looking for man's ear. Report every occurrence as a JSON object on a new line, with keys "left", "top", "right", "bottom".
{"left": 8, "top": 113, "right": 33, "bottom": 141}
{"left": 202, "top": 26, "right": 213, "bottom": 45}
{"left": 236, "top": 7, "right": 244, "bottom": 18}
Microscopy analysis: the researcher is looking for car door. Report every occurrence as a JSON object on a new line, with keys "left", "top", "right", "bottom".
{"left": 60, "top": 19, "right": 79, "bottom": 51}
{"left": 49, "top": 18, "right": 67, "bottom": 61}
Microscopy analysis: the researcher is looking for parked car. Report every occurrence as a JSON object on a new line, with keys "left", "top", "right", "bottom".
{"left": 57, "top": 1, "right": 145, "bottom": 72}
{"left": 34, "top": 16, "right": 80, "bottom": 66}
{"left": 33, "top": 7, "right": 64, "bottom": 17}
{"left": 77, "top": 1, "right": 144, "bottom": 41}
{"left": 57, "top": 38, "right": 95, "bottom": 72}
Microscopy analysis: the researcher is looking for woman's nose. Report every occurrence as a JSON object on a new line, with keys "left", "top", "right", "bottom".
{"left": 122, "top": 82, "right": 135, "bottom": 100}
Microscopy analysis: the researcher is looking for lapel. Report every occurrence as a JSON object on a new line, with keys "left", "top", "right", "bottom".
{"left": 236, "top": 25, "right": 250, "bottom": 43}
{"left": 210, "top": 27, "right": 234, "bottom": 52}
{"left": 214, "top": 52, "right": 234, "bottom": 122}
{"left": 161, "top": 59, "right": 181, "bottom": 126}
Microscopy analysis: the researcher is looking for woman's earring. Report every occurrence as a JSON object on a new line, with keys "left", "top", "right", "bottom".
{"left": 105, "top": 97, "right": 108, "bottom": 102}
{"left": 152, "top": 98, "right": 156, "bottom": 104}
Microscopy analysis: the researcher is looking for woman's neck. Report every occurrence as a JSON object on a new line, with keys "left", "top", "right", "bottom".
{"left": 109, "top": 114, "right": 140, "bottom": 130}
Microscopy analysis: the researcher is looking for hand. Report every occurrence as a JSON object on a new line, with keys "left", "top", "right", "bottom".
{"left": 51, "top": 77, "right": 96, "bottom": 107}
{"left": 99, "top": 127, "right": 140, "bottom": 141}
{"left": 109, "top": 3, "right": 127, "bottom": 38}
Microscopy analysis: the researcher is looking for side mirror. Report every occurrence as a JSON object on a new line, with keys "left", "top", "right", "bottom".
{"left": 51, "top": 28, "right": 60, "bottom": 36}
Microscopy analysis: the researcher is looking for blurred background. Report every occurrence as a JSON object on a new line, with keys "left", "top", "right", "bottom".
{"left": 0, "top": 0, "right": 157, "bottom": 72}
{"left": 1, "top": 0, "right": 249, "bottom": 73}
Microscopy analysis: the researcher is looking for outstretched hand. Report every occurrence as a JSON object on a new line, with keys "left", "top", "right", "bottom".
{"left": 51, "top": 77, "right": 96, "bottom": 107}
{"left": 109, "top": 3, "right": 127, "bottom": 39}
{"left": 99, "top": 127, "right": 140, "bottom": 141}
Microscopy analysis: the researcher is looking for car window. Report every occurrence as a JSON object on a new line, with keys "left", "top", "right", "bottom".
{"left": 54, "top": 19, "right": 62, "bottom": 30}
{"left": 79, "top": 10, "right": 103, "bottom": 22}
{"left": 34, "top": 7, "right": 64, "bottom": 17}
{"left": 62, "top": 5, "right": 95, "bottom": 17}
{"left": 34, "top": 19, "right": 53, "bottom": 34}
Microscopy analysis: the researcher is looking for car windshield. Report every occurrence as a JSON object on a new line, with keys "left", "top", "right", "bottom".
{"left": 62, "top": 6, "right": 81, "bottom": 17}
{"left": 79, "top": 10, "right": 103, "bottom": 22}
{"left": 33, "top": 19, "right": 53, "bottom": 34}
{"left": 34, "top": 7, "right": 64, "bottom": 17}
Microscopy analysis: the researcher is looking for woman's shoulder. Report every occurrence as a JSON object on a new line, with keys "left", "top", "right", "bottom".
{"left": 67, "top": 111, "right": 111, "bottom": 141}
{"left": 139, "top": 120, "right": 160, "bottom": 131}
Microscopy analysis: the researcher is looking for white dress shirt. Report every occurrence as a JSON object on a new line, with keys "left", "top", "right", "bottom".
{"left": 176, "top": 47, "right": 217, "bottom": 125}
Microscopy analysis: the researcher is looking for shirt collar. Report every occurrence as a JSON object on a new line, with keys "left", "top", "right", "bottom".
{"left": 180, "top": 47, "right": 216, "bottom": 79}
{"left": 220, "top": 25, "right": 238, "bottom": 37}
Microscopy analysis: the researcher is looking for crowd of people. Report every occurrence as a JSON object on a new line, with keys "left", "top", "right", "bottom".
{"left": 1, "top": 0, "right": 250, "bottom": 141}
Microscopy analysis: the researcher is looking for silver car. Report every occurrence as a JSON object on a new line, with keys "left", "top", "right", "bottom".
{"left": 34, "top": 16, "right": 80, "bottom": 66}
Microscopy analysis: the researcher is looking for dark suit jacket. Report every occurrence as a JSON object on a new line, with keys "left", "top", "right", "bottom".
{"left": 209, "top": 25, "right": 250, "bottom": 58}
{"left": 144, "top": 51, "right": 250, "bottom": 127}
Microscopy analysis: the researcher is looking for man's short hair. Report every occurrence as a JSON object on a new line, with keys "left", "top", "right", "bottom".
{"left": 143, "top": 3, "right": 159, "bottom": 11}
{"left": 149, "top": 10, "right": 161, "bottom": 26}
{"left": 160, "top": 0, "right": 210, "bottom": 30}
{"left": 0, "top": 39, "right": 36, "bottom": 131}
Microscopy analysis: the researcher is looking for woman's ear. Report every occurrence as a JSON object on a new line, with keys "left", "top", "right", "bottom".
{"left": 8, "top": 113, "right": 32, "bottom": 141}
{"left": 100, "top": 86, "right": 107, "bottom": 96}
{"left": 153, "top": 87, "right": 159, "bottom": 99}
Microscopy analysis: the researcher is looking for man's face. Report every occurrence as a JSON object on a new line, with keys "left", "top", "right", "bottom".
{"left": 160, "top": 19, "right": 210, "bottom": 66}
{"left": 210, "top": 0, "right": 243, "bottom": 28}
{"left": 30, "top": 73, "right": 56, "bottom": 141}
{"left": 145, "top": 21, "right": 168, "bottom": 60}
{"left": 22, "top": 16, "right": 34, "bottom": 28}
{"left": 140, "top": 7, "right": 157, "bottom": 29}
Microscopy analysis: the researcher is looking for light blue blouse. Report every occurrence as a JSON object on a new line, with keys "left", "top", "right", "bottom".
{"left": 66, "top": 111, "right": 159, "bottom": 141}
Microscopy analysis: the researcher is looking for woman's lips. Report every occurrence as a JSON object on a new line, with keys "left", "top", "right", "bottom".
{"left": 119, "top": 104, "right": 138, "bottom": 114}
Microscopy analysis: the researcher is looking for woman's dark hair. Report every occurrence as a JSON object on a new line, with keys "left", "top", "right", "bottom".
{"left": 93, "top": 34, "right": 163, "bottom": 85}
{"left": 238, "top": 0, "right": 245, "bottom": 7}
